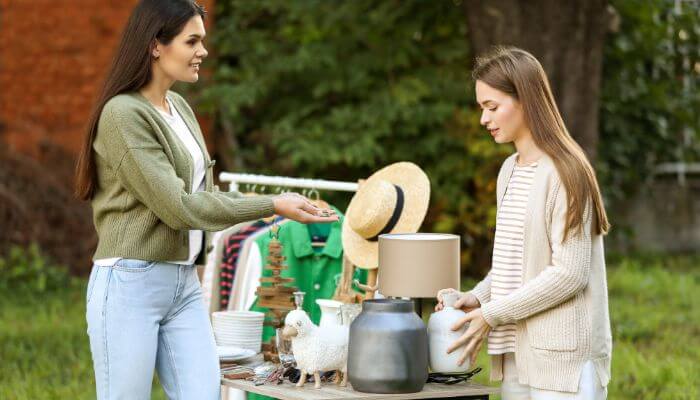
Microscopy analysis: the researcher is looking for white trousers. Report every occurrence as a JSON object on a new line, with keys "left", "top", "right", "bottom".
{"left": 501, "top": 353, "right": 607, "bottom": 400}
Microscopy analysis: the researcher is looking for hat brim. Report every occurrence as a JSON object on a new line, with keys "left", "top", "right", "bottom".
{"left": 342, "top": 162, "right": 430, "bottom": 269}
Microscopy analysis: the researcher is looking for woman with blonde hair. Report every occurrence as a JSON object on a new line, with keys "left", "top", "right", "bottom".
{"left": 437, "top": 47, "right": 612, "bottom": 399}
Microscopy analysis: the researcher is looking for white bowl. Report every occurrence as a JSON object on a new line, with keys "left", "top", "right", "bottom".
{"left": 212, "top": 311, "right": 264, "bottom": 319}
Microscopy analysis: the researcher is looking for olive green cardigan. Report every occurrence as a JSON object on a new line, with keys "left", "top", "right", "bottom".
{"left": 91, "top": 90, "right": 275, "bottom": 264}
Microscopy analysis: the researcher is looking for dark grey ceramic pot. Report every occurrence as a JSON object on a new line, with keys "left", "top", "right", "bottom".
{"left": 347, "top": 299, "right": 428, "bottom": 394}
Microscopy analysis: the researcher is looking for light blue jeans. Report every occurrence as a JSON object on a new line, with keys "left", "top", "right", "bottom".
{"left": 85, "top": 259, "right": 220, "bottom": 399}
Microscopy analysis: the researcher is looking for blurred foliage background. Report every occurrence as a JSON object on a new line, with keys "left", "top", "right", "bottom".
{"left": 599, "top": 0, "right": 700, "bottom": 202}
{"left": 188, "top": 0, "right": 699, "bottom": 276}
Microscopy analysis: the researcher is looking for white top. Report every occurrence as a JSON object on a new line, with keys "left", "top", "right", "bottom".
{"left": 94, "top": 96, "right": 206, "bottom": 267}
{"left": 487, "top": 162, "right": 538, "bottom": 355}
{"left": 201, "top": 229, "right": 225, "bottom": 312}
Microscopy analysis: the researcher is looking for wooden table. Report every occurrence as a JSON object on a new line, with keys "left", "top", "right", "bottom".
{"left": 221, "top": 378, "right": 500, "bottom": 400}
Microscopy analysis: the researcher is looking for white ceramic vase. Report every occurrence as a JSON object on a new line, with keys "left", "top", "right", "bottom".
{"left": 427, "top": 291, "right": 471, "bottom": 373}
{"left": 316, "top": 299, "right": 343, "bottom": 327}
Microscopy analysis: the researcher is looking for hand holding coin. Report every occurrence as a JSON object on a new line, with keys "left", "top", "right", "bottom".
{"left": 272, "top": 194, "right": 338, "bottom": 224}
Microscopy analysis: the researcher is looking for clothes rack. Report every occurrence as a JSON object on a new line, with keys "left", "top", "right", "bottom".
{"left": 218, "top": 172, "right": 382, "bottom": 299}
{"left": 218, "top": 172, "right": 359, "bottom": 193}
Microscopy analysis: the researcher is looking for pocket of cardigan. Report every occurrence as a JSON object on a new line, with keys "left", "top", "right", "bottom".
{"left": 527, "top": 296, "right": 580, "bottom": 351}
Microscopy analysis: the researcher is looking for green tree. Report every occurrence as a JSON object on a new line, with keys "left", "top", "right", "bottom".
{"left": 599, "top": 0, "right": 700, "bottom": 203}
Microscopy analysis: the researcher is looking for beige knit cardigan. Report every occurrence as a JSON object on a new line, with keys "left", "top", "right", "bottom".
{"left": 469, "top": 153, "right": 612, "bottom": 392}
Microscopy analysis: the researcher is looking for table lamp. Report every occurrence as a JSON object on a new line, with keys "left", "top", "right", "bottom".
{"left": 378, "top": 233, "right": 461, "bottom": 314}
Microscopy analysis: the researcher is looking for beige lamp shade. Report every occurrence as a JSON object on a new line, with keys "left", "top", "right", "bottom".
{"left": 378, "top": 233, "right": 461, "bottom": 298}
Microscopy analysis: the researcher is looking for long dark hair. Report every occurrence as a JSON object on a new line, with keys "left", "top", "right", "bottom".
{"left": 74, "top": 0, "right": 206, "bottom": 200}
{"left": 473, "top": 46, "right": 610, "bottom": 241}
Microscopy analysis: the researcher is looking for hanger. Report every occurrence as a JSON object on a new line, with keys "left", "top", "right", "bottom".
{"left": 241, "top": 183, "right": 259, "bottom": 197}
{"left": 258, "top": 184, "right": 278, "bottom": 224}
{"left": 307, "top": 188, "right": 330, "bottom": 210}
{"left": 301, "top": 188, "right": 329, "bottom": 248}
{"left": 311, "top": 238, "right": 327, "bottom": 248}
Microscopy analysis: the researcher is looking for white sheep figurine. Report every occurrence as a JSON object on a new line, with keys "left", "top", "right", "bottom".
{"left": 282, "top": 309, "right": 349, "bottom": 389}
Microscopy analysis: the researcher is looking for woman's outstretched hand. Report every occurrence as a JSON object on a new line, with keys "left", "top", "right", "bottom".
{"left": 446, "top": 308, "right": 492, "bottom": 366}
{"left": 272, "top": 193, "right": 339, "bottom": 224}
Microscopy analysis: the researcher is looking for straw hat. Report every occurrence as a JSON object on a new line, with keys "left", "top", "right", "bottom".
{"left": 342, "top": 162, "right": 430, "bottom": 269}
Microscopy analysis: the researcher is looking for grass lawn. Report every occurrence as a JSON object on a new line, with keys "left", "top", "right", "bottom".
{"left": 1, "top": 254, "right": 698, "bottom": 399}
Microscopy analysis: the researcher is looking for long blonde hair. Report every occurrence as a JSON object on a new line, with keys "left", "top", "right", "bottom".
{"left": 473, "top": 46, "right": 610, "bottom": 241}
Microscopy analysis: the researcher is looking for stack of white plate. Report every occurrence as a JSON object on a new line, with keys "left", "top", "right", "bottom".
{"left": 211, "top": 311, "right": 265, "bottom": 352}
{"left": 216, "top": 346, "right": 257, "bottom": 363}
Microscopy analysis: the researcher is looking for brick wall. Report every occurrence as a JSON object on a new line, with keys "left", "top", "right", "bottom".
{"left": 0, "top": 0, "right": 215, "bottom": 163}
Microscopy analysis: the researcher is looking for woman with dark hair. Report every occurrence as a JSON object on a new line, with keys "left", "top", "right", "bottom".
{"left": 77, "top": 1, "right": 336, "bottom": 398}
{"left": 437, "top": 47, "right": 612, "bottom": 399}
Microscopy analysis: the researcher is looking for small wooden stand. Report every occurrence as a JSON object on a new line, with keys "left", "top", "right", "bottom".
{"left": 364, "top": 269, "right": 378, "bottom": 300}
{"left": 333, "top": 255, "right": 364, "bottom": 304}
{"left": 353, "top": 268, "right": 379, "bottom": 300}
